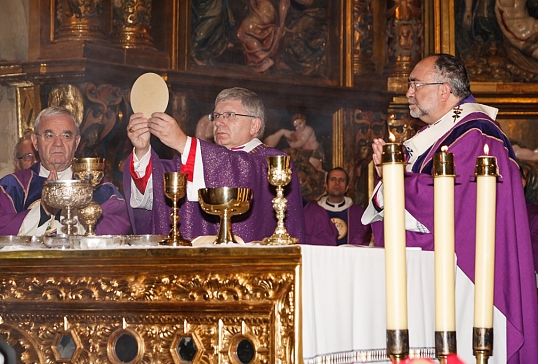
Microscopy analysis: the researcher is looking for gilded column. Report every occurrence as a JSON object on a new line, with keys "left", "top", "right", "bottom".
{"left": 385, "top": 0, "right": 423, "bottom": 78}
{"left": 353, "top": 0, "right": 375, "bottom": 75}
{"left": 55, "top": 0, "right": 106, "bottom": 41}
{"left": 110, "top": 0, "right": 155, "bottom": 49}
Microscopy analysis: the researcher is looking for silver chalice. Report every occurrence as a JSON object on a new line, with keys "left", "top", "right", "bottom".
{"left": 42, "top": 180, "right": 93, "bottom": 235}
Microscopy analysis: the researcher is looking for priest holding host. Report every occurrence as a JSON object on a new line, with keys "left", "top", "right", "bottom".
{"left": 362, "top": 54, "right": 538, "bottom": 363}
{"left": 0, "top": 106, "right": 131, "bottom": 236}
{"left": 124, "top": 87, "right": 306, "bottom": 243}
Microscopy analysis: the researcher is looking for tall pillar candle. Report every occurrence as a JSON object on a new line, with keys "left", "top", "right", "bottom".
{"left": 381, "top": 142, "right": 408, "bottom": 331}
{"left": 433, "top": 147, "right": 456, "bottom": 332}
{"left": 474, "top": 146, "right": 498, "bottom": 329}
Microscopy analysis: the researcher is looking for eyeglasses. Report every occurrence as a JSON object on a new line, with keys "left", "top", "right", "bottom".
{"left": 407, "top": 81, "right": 445, "bottom": 91}
{"left": 35, "top": 131, "right": 76, "bottom": 142}
{"left": 17, "top": 153, "right": 37, "bottom": 161}
{"left": 208, "top": 112, "right": 256, "bottom": 122}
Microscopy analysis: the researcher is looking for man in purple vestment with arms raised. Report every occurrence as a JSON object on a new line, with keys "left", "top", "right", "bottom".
{"left": 124, "top": 87, "right": 306, "bottom": 243}
{"left": 362, "top": 54, "right": 538, "bottom": 363}
{"left": 0, "top": 106, "right": 131, "bottom": 236}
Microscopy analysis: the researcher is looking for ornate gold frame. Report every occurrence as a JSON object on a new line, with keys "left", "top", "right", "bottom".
{"left": 0, "top": 247, "right": 302, "bottom": 363}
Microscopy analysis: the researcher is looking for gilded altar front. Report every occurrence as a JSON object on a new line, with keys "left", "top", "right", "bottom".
{"left": 0, "top": 246, "right": 302, "bottom": 364}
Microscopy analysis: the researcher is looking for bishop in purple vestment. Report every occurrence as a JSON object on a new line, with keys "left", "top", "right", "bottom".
{"left": 0, "top": 106, "right": 131, "bottom": 236}
{"left": 362, "top": 54, "right": 538, "bottom": 363}
{"left": 124, "top": 87, "right": 306, "bottom": 243}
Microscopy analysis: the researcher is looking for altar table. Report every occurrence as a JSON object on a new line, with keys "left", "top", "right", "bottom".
{"left": 300, "top": 245, "right": 506, "bottom": 364}
{"left": 0, "top": 243, "right": 506, "bottom": 363}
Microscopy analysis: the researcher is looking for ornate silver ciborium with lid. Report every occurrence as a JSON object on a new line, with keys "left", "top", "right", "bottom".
{"left": 41, "top": 180, "right": 93, "bottom": 235}
{"left": 72, "top": 157, "right": 105, "bottom": 235}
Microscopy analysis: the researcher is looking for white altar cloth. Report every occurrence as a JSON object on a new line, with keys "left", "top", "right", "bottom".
{"left": 301, "top": 245, "right": 506, "bottom": 364}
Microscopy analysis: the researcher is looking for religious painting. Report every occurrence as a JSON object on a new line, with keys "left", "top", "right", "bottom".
{"left": 188, "top": 0, "right": 334, "bottom": 83}
{"left": 262, "top": 110, "right": 332, "bottom": 201}
{"left": 455, "top": 0, "right": 538, "bottom": 82}
{"left": 16, "top": 86, "right": 41, "bottom": 138}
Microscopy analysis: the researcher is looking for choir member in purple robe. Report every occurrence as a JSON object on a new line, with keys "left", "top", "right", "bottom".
{"left": 124, "top": 87, "right": 306, "bottom": 243}
{"left": 0, "top": 106, "right": 131, "bottom": 236}
{"left": 362, "top": 54, "right": 538, "bottom": 363}
{"left": 318, "top": 167, "right": 371, "bottom": 245}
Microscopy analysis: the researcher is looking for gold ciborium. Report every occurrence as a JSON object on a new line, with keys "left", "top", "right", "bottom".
{"left": 262, "top": 156, "right": 298, "bottom": 245}
{"left": 72, "top": 158, "right": 106, "bottom": 235}
{"left": 42, "top": 180, "right": 93, "bottom": 235}
{"left": 163, "top": 172, "right": 191, "bottom": 246}
{"left": 198, "top": 187, "right": 252, "bottom": 245}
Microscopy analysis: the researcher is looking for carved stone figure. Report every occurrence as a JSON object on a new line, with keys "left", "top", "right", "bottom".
{"left": 236, "top": 0, "right": 290, "bottom": 72}
{"left": 385, "top": 0, "right": 423, "bottom": 76}
{"left": 191, "top": 0, "right": 235, "bottom": 66}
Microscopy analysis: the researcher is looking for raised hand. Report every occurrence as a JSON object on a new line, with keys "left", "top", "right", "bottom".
{"left": 147, "top": 112, "right": 188, "bottom": 154}
{"left": 372, "top": 138, "right": 386, "bottom": 178}
{"left": 127, "top": 113, "right": 151, "bottom": 159}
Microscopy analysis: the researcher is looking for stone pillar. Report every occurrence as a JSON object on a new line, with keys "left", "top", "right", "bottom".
{"left": 384, "top": 0, "right": 423, "bottom": 78}
{"left": 110, "top": 0, "right": 155, "bottom": 49}
{"left": 353, "top": 0, "right": 375, "bottom": 75}
{"left": 55, "top": 0, "right": 106, "bottom": 42}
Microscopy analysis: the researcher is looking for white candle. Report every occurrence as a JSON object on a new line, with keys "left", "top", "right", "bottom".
{"left": 433, "top": 147, "right": 456, "bottom": 332}
{"left": 474, "top": 144, "right": 498, "bottom": 328}
{"left": 382, "top": 142, "right": 408, "bottom": 330}
{"left": 64, "top": 316, "right": 68, "bottom": 331}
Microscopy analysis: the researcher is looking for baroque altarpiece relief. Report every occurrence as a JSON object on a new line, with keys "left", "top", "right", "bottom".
{"left": 2, "top": 0, "right": 538, "bottom": 203}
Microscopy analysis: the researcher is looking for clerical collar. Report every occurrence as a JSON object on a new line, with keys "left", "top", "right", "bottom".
{"left": 232, "top": 138, "right": 262, "bottom": 153}
{"left": 325, "top": 199, "right": 346, "bottom": 208}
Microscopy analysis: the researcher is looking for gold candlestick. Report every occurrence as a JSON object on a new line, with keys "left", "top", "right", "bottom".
{"left": 380, "top": 142, "right": 409, "bottom": 362}
{"left": 473, "top": 327, "right": 494, "bottom": 364}
{"left": 163, "top": 172, "right": 191, "bottom": 246}
{"left": 262, "top": 156, "right": 298, "bottom": 245}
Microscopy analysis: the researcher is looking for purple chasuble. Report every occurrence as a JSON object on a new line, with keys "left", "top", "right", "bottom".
{"left": 303, "top": 201, "right": 338, "bottom": 246}
{"left": 370, "top": 99, "right": 538, "bottom": 363}
{"left": 0, "top": 163, "right": 131, "bottom": 235}
{"left": 345, "top": 204, "right": 371, "bottom": 245}
{"left": 526, "top": 201, "right": 538, "bottom": 274}
{"left": 124, "top": 140, "right": 306, "bottom": 243}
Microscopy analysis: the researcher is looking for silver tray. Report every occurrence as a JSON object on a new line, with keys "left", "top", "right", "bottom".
{"left": 43, "top": 234, "right": 169, "bottom": 249}
{"left": 0, "top": 235, "right": 169, "bottom": 250}
{"left": 0, "top": 235, "right": 43, "bottom": 248}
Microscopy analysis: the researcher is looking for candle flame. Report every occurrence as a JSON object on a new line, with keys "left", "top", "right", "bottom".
{"left": 484, "top": 144, "right": 489, "bottom": 155}
{"left": 441, "top": 145, "right": 448, "bottom": 152}
{"left": 388, "top": 130, "right": 395, "bottom": 142}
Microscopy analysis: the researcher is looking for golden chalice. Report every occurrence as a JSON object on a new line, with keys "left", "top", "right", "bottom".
{"left": 198, "top": 187, "right": 252, "bottom": 245}
{"left": 42, "top": 180, "right": 93, "bottom": 235}
{"left": 262, "top": 156, "right": 298, "bottom": 245}
{"left": 163, "top": 172, "right": 191, "bottom": 246}
{"left": 72, "top": 158, "right": 106, "bottom": 235}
